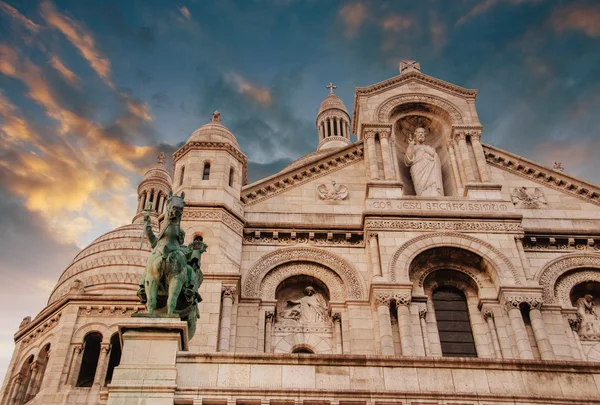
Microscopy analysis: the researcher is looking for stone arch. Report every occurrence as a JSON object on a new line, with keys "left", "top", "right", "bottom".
{"left": 389, "top": 232, "right": 520, "bottom": 286}
{"left": 273, "top": 332, "right": 332, "bottom": 354}
{"left": 376, "top": 94, "right": 465, "bottom": 125}
{"left": 536, "top": 253, "right": 600, "bottom": 305}
{"left": 261, "top": 262, "right": 345, "bottom": 301}
{"left": 72, "top": 322, "right": 110, "bottom": 343}
{"left": 242, "top": 247, "right": 366, "bottom": 300}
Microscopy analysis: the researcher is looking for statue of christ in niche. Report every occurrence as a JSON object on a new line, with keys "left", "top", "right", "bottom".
{"left": 404, "top": 127, "right": 444, "bottom": 197}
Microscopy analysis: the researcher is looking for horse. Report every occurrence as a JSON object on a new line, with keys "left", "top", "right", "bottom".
{"left": 142, "top": 192, "right": 189, "bottom": 315}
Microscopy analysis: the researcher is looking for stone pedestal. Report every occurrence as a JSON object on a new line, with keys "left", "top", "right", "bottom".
{"left": 106, "top": 318, "right": 188, "bottom": 405}
{"left": 366, "top": 181, "right": 403, "bottom": 199}
{"left": 463, "top": 182, "right": 503, "bottom": 199}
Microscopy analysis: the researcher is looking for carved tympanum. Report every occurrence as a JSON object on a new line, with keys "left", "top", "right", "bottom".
{"left": 511, "top": 187, "right": 547, "bottom": 209}
{"left": 317, "top": 181, "right": 349, "bottom": 201}
{"left": 278, "top": 286, "right": 329, "bottom": 325}
{"left": 577, "top": 294, "right": 600, "bottom": 340}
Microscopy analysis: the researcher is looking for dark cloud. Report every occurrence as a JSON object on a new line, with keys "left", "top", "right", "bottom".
{"left": 151, "top": 91, "right": 173, "bottom": 110}
{"left": 247, "top": 159, "right": 292, "bottom": 184}
{"left": 136, "top": 68, "right": 153, "bottom": 85}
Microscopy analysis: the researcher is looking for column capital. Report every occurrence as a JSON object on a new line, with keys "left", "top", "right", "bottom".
{"left": 503, "top": 294, "right": 542, "bottom": 311}
{"left": 394, "top": 293, "right": 411, "bottom": 307}
{"left": 73, "top": 343, "right": 83, "bottom": 354}
{"left": 375, "top": 293, "right": 393, "bottom": 306}
{"left": 222, "top": 285, "right": 238, "bottom": 301}
{"left": 568, "top": 318, "right": 580, "bottom": 332}
{"left": 482, "top": 308, "right": 495, "bottom": 321}
{"left": 368, "top": 232, "right": 379, "bottom": 240}
{"left": 332, "top": 312, "right": 342, "bottom": 323}
{"left": 363, "top": 130, "right": 377, "bottom": 139}
{"left": 100, "top": 343, "right": 111, "bottom": 354}
{"left": 378, "top": 129, "right": 392, "bottom": 138}
{"left": 418, "top": 307, "right": 427, "bottom": 319}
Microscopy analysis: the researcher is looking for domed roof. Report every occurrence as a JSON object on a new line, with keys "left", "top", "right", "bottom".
{"left": 141, "top": 153, "right": 172, "bottom": 185}
{"left": 317, "top": 93, "right": 349, "bottom": 117}
{"left": 187, "top": 110, "right": 240, "bottom": 148}
{"left": 47, "top": 223, "right": 157, "bottom": 304}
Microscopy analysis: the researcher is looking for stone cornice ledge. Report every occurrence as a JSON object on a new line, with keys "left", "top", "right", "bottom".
{"left": 176, "top": 351, "right": 600, "bottom": 373}
{"left": 484, "top": 143, "right": 600, "bottom": 207}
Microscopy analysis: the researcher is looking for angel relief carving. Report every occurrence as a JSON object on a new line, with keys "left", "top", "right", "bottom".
{"left": 317, "top": 180, "right": 348, "bottom": 201}
{"left": 511, "top": 187, "right": 547, "bottom": 209}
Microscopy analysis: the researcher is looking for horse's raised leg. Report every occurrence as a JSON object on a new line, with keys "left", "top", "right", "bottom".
{"left": 145, "top": 276, "right": 158, "bottom": 314}
{"left": 167, "top": 274, "right": 184, "bottom": 314}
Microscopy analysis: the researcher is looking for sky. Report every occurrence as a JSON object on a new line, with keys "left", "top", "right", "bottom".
{"left": 0, "top": 0, "right": 599, "bottom": 380}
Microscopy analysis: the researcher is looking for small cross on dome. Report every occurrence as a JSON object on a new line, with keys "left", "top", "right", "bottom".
{"left": 211, "top": 110, "right": 221, "bottom": 123}
{"left": 157, "top": 152, "right": 165, "bottom": 165}
{"left": 400, "top": 60, "right": 421, "bottom": 75}
{"left": 326, "top": 82, "right": 337, "bottom": 94}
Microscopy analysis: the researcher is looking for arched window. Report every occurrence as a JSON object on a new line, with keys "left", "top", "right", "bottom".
{"left": 292, "top": 348, "right": 314, "bottom": 354}
{"left": 228, "top": 167, "right": 234, "bottom": 187}
{"left": 202, "top": 163, "right": 211, "bottom": 180}
{"left": 433, "top": 288, "right": 477, "bottom": 357}
{"left": 12, "top": 355, "right": 34, "bottom": 404}
{"left": 194, "top": 235, "right": 203, "bottom": 243}
{"left": 104, "top": 333, "right": 122, "bottom": 385}
{"left": 179, "top": 166, "right": 185, "bottom": 186}
{"left": 76, "top": 332, "right": 102, "bottom": 387}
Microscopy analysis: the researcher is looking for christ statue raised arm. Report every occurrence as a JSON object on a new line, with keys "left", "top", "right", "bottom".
{"left": 404, "top": 127, "right": 444, "bottom": 197}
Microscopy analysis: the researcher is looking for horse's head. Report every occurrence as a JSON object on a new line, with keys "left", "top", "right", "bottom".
{"left": 165, "top": 191, "right": 186, "bottom": 222}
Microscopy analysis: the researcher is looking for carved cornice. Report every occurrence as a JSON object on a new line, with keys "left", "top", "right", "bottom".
{"left": 78, "top": 305, "right": 145, "bottom": 317}
{"left": 20, "top": 313, "right": 61, "bottom": 345}
{"left": 241, "top": 143, "right": 364, "bottom": 206}
{"left": 318, "top": 136, "right": 352, "bottom": 148}
{"left": 483, "top": 143, "right": 600, "bottom": 207}
{"left": 365, "top": 218, "right": 523, "bottom": 233}
{"left": 503, "top": 294, "right": 542, "bottom": 311}
{"left": 182, "top": 207, "right": 244, "bottom": 235}
{"left": 243, "top": 231, "right": 364, "bottom": 248}
{"left": 173, "top": 141, "right": 248, "bottom": 185}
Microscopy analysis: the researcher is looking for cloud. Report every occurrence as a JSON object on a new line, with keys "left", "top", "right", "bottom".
{"left": 40, "top": 1, "right": 112, "bottom": 85}
{"left": 226, "top": 72, "right": 272, "bottom": 106}
{"left": 178, "top": 6, "right": 191, "bottom": 20}
{"left": 0, "top": 1, "right": 39, "bottom": 33}
{"left": 429, "top": 10, "right": 447, "bottom": 50}
{"left": 457, "top": 0, "right": 541, "bottom": 25}
{"left": 381, "top": 14, "right": 412, "bottom": 32}
{"left": 550, "top": 2, "right": 600, "bottom": 37}
{"left": 48, "top": 55, "right": 80, "bottom": 86}
{"left": 339, "top": 2, "right": 367, "bottom": 38}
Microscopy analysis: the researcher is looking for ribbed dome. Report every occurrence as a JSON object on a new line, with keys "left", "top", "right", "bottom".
{"left": 317, "top": 93, "right": 349, "bottom": 116}
{"left": 187, "top": 111, "right": 239, "bottom": 148}
{"left": 142, "top": 164, "right": 172, "bottom": 184}
{"left": 48, "top": 223, "right": 157, "bottom": 304}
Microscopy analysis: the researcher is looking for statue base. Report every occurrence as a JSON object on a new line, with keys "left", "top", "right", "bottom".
{"left": 463, "top": 182, "right": 503, "bottom": 199}
{"left": 106, "top": 317, "right": 188, "bottom": 405}
{"left": 367, "top": 180, "right": 403, "bottom": 199}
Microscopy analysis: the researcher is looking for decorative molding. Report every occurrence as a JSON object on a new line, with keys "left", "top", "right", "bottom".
{"left": 222, "top": 286, "right": 238, "bottom": 302}
{"left": 376, "top": 93, "right": 464, "bottom": 125}
{"left": 241, "top": 144, "right": 364, "bottom": 206}
{"left": 482, "top": 309, "right": 494, "bottom": 321}
{"left": 182, "top": 207, "right": 243, "bottom": 235}
{"left": 265, "top": 311, "right": 275, "bottom": 323}
{"left": 52, "top": 271, "right": 142, "bottom": 304}
{"left": 365, "top": 218, "right": 523, "bottom": 233}
{"left": 243, "top": 232, "right": 364, "bottom": 248}
{"left": 537, "top": 254, "right": 600, "bottom": 304}
{"left": 173, "top": 141, "right": 248, "bottom": 185}
{"left": 394, "top": 293, "right": 412, "bottom": 307}
{"left": 555, "top": 270, "right": 600, "bottom": 308}
{"left": 511, "top": 187, "right": 547, "bottom": 209}
{"left": 318, "top": 136, "right": 351, "bottom": 148}
{"left": 389, "top": 232, "right": 520, "bottom": 285}
{"left": 77, "top": 305, "right": 145, "bottom": 317}
{"left": 452, "top": 126, "right": 483, "bottom": 142}
{"left": 503, "top": 295, "right": 542, "bottom": 311}
{"left": 317, "top": 181, "right": 349, "bottom": 201}
{"left": 416, "top": 264, "right": 486, "bottom": 289}
{"left": 273, "top": 325, "right": 332, "bottom": 334}
{"left": 523, "top": 236, "right": 599, "bottom": 252}
{"left": 21, "top": 313, "right": 61, "bottom": 345}
{"left": 484, "top": 144, "right": 600, "bottom": 207}
{"left": 375, "top": 293, "right": 393, "bottom": 306}
{"left": 260, "top": 262, "right": 346, "bottom": 302}
{"left": 332, "top": 313, "right": 342, "bottom": 323}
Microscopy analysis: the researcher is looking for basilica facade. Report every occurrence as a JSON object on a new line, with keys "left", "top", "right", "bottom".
{"left": 3, "top": 61, "right": 600, "bottom": 405}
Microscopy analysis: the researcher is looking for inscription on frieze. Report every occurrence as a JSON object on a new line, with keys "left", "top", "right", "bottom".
{"left": 367, "top": 199, "right": 510, "bottom": 213}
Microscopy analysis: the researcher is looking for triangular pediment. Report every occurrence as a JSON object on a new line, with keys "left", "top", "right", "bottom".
{"left": 483, "top": 143, "right": 600, "bottom": 207}
{"left": 241, "top": 142, "right": 364, "bottom": 206}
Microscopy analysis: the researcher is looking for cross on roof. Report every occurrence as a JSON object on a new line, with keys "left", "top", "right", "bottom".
{"left": 326, "top": 82, "right": 337, "bottom": 94}
{"left": 157, "top": 152, "right": 165, "bottom": 165}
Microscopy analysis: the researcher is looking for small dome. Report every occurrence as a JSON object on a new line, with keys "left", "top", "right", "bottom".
{"left": 48, "top": 223, "right": 158, "bottom": 304}
{"left": 317, "top": 93, "right": 349, "bottom": 117}
{"left": 187, "top": 110, "right": 240, "bottom": 148}
{"left": 142, "top": 153, "right": 172, "bottom": 184}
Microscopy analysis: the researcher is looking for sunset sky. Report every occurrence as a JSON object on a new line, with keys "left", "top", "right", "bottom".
{"left": 0, "top": 0, "right": 599, "bottom": 380}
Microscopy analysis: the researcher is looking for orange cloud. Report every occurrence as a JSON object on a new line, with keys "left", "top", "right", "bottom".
{"left": 227, "top": 73, "right": 272, "bottom": 106}
{"left": 48, "top": 55, "right": 80, "bottom": 86}
{"left": 0, "top": 1, "right": 39, "bottom": 33}
{"left": 550, "top": 3, "right": 600, "bottom": 37}
{"left": 339, "top": 2, "right": 367, "bottom": 38}
{"left": 178, "top": 6, "right": 191, "bottom": 20}
{"left": 381, "top": 14, "right": 412, "bottom": 32}
{"left": 457, "top": 0, "right": 541, "bottom": 25}
{"left": 40, "top": 1, "right": 112, "bottom": 86}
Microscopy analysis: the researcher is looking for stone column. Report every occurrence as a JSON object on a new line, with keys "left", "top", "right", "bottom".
{"left": 369, "top": 233, "right": 383, "bottom": 279}
{"left": 333, "top": 313, "right": 343, "bottom": 354}
{"left": 569, "top": 318, "right": 585, "bottom": 360}
{"left": 483, "top": 309, "right": 503, "bottom": 359}
{"left": 425, "top": 298, "right": 443, "bottom": 356}
{"left": 151, "top": 189, "right": 158, "bottom": 211}
{"left": 9, "top": 375, "right": 22, "bottom": 405}
{"left": 419, "top": 308, "right": 430, "bottom": 356}
{"left": 157, "top": 192, "right": 164, "bottom": 214}
{"left": 218, "top": 286, "right": 237, "bottom": 352}
{"left": 264, "top": 311, "right": 274, "bottom": 353}
{"left": 93, "top": 343, "right": 111, "bottom": 387}
{"left": 341, "top": 120, "right": 347, "bottom": 138}
{"left": 455, "top": 131, "right": 476, "bottom": 183}
{"left": 318, "top": 123, "right": 324, "bottom": 141}
{"left": 137, "top": 194, "right": 144, "bottom": 212}
{"left": 379, "top": 130, "right": 395, "bottom": 180}
{"left": 364, "top": 130, "right": 380, "bottom": 180}
{"left": 69, "top": 344, "right": 84, "bottom": 386}
{"left": 469, "top": 131, "right": 490, "bottom": 182}
{"left": 529, "top": 302, "right": 555, "bottom": 360}
{"left": 514, "top": 236, "right": 530, "bottom": 281}
{"left": 395, "top": 294, "right": 415, "bottom": 356}
{"left": 375, "top": 294, "right": 395, "bottom": 355}
{"left": 24, "top": 362, "right": 39, "bottom": 402}
{"left": 505, "top": 297, "right": 534, "bottom": 359}
{"left": 448, "top": 143, "right": 463, "bottom": 189}
{"left": 336, "top": 117, "right": 341, "bottom": 136}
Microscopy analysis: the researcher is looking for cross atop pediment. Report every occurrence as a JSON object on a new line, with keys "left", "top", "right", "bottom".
{"left": 400, "top": 60, "right": 421, "bottom": 75}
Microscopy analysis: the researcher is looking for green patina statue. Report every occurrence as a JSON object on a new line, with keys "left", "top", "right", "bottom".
{"left": 137, "top": 191, "right": 207, "bottom": 339}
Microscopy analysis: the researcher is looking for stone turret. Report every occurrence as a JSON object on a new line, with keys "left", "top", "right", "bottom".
{"left": 316, "top": 82, "right": 352, "bottom": 151}
{"left": 132, "top": 152, "right": 172, "bottom": 226}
